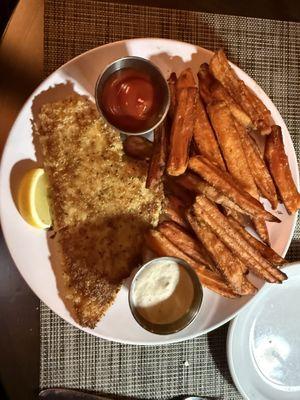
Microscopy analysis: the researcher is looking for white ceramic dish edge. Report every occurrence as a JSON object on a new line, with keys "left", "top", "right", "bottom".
{"left": 0, "top": 38, "right": 298, "bottom": 345}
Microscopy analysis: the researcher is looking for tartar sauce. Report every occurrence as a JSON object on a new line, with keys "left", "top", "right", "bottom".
{"left": 132, "top": 260, "right": 194, "bottom": 325}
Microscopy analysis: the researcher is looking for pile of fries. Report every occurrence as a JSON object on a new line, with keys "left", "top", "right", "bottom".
{"left": 123, "top": 50, "right": 300, "bottom": 298}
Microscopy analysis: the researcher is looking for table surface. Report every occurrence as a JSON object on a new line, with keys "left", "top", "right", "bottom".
{"left": 0, "top": 1, "right": 299, "bottom": 399}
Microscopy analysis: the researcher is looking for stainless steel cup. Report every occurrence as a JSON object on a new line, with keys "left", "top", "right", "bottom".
{"left": 128, "top": 257, "right": 203, "bottom": 335}
{"left": 95, "top": 56, "right": 170, "bottom": 135}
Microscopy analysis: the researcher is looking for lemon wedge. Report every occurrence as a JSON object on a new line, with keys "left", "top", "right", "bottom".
{"left": 17, "top": 168, "right": 52, "bottom": 229}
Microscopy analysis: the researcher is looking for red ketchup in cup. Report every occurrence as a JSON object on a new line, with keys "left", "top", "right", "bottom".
{"left": 100, "top": 68, "right": 164, "bottom": 133}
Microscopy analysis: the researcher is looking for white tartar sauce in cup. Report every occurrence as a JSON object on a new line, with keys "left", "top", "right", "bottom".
{"left": 132, "top": 259, "right": 194, "bottom": 325}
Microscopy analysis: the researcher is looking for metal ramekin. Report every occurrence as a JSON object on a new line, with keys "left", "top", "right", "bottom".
{"left": 95, "top": 56, "right": 170, "bottom": 136}
{"left": 128, "top": 257, "right": 203, "bottom": 335}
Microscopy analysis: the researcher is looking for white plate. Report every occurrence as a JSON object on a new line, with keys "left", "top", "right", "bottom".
{"left": 0, "top": 38, "right": 298, "bottom": 344}
{"left": 227, "top": 262, "right": 300, "bottom": 400}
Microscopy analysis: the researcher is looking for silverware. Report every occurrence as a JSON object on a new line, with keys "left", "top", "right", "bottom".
{"left": 39, "top": 389, "right": 209, "bottom": 400}
{"left": 39, "top": 389, "right": 110, "bottom": 400}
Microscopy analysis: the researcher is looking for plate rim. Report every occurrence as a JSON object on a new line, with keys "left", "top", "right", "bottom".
{"left": 0, "top": 37, "right": 298, "bottom": 345}
{"left": 227, "top": 261, "right": 300, "bottom": 399}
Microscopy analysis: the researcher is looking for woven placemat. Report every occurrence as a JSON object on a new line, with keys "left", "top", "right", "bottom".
{"left": 41, "top": 1, "right": 300, "bottom": 398}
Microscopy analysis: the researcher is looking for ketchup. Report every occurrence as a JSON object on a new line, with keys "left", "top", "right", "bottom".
{"left": 100, "top": 68, "right": 163, "bottom": 133}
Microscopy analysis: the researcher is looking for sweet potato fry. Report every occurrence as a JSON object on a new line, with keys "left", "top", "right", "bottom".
{"left": 192, "top": 210, "right": 274, "bottom": 283}
{"left": 123, "top": 136, "right": 153, "bottom": 160}
{"left": 265, "top": 125, "right": 300, "bottom": 214}
{"left": 145, "top": 229, "right": 239, "bottom": 298}
{"left": 207, "top": 100, "right": 259, "bottom": 198}
{"left": 146, "top": 123, "right": 168, "bottom": 189}
{"left": 188, "top": 156, "right": 279, "bottom": 222}
{"left": 227, "top": 216, "right": 286, "bottom": 266}
{"left": 240, "top": 279, "right": 258, "bottom": 296}
{"left": 252, "top": 217, "right": 270, "bottom": 246}
{"left": 167, "top": 87, "right": 197, "bottom": 176}
{"left": 245, "top": 84, "right": 272, "bottom": 133}
{"left": 210, "top": 50, "right": 272, "bottom": 135}
{"left": 193, "top": 196, "right": 287, "bottom": 283}
{"left": 198, "top": 63, "right": 215, "bottom": 104}
{"left": 158, "top": 220, "right": 216, "bottom": 269}
{"left": 198, "top": 63, "right": 253, "bottom": 129}
{"left": 206, "top": 102, "right": 273, "bottom": 242}
{"left": 223, "top": 207, "right": 250, "bottom": 227}
{"left": 211, "top": 81, "right": 253, "bottom": 129}
{"left": 176, "top": 172, "right": 246, "bottom": 215}
{"left": 235, "top": 121, "right": 278, "bottom": 209}
{"left": 189, "top": 140, "right": 199, "bottom": 157}
{"left": 187, "top": 212, "right": 255, "bottom": 295}
{"left": 167, "top": 72, "right": 177, "bottom": 120}
{"left": 164, "top": 176, "right": 195, "bottom": 205}
{"left": 177, "top": 173, "right": 250, "bottom": 227}
{"left": 164, "top": 194, "right": 189, "bottom": 229}
{"left": 176, "top": 68, "right": 196, "bottom": 89}
{"left": 193, "top": 95, "right": 226, "bottom": 170}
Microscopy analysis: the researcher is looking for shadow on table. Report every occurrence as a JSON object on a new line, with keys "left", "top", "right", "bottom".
{"left": 207, "top": 323, "right": 235, "bottom": 387}
{"left": 148, "top": 18, "right": 227, "bottom": 77}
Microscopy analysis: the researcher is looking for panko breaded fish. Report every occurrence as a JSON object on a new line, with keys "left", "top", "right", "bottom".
{"left": 37, "top": 95, "right": 164, "bottom": 328}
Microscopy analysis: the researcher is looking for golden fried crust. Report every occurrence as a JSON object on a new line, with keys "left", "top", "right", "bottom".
{"left": 145, "top": 229, "right": 239, "bottom": 298}
{"left": 58, "top": 226, "right": 121, "bottom": 328}
{"left": 265, "top": 125, "right": 300, "bottom": 214}
{"left": 193, "top": 95, "right": 226, "bottom": 170}
{"left": 207, "top": 100, "right": 259, "bottom": 199}
{"left": 37, "top": 95, "right": 164, "bottom": 328}
{"left": 167, "top": 87, "right": 197, "bottom": 176}
{"left": 188, "top": 156, "right": 279, "bottom": 222}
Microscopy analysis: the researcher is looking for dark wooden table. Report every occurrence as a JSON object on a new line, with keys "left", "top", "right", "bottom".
{"left": 1, "top": 1, "right": 299, "bottom": 399}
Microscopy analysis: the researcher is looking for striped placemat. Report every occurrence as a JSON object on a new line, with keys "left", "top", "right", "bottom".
{"left": 42, "top": 1, "right": 300, "bottom": 398}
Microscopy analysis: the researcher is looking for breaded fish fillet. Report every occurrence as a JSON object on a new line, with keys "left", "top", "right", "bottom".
{"left": 37, "top": 95, "right": 163, "bottom": 328}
